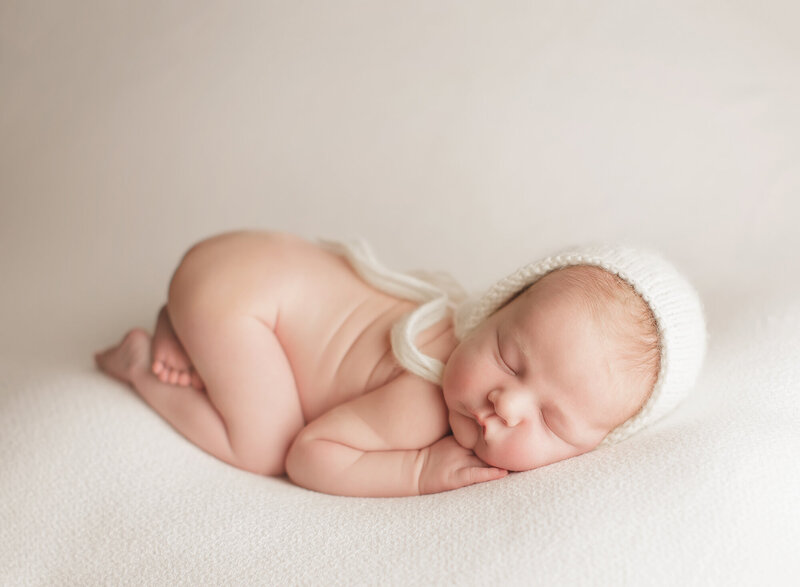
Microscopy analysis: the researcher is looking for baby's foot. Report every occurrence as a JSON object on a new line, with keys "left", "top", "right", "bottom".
{"left": 94, "top": 329, "right": 151, "bottom": 386}
{"left": 151, "top": 305, "right": 205, "bottom": 390}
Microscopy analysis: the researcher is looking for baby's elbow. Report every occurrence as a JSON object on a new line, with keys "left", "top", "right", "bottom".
{"left": 285, "top": 430, "right": 354, "bottom": 493}
{"left": 284, "top": 430, "right": 315, "bottom": 487}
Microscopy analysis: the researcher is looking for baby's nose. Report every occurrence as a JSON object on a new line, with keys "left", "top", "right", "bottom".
{"left": 488, "top": 389, "right": 525, "bottom": 427}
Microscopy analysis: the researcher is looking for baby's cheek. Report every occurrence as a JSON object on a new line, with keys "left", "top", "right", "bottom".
{"left": 475, "top": 443, "right": 508, "bottom": 469}
{"left": 487, "top": 435, "right": 539, "bottom": 471}
{"left": 452, "top": 366, "right": 483, "bottom": 400}
{"left": 450, "top": 343, "right": 482, "bottom": 381}
{"left": 449, "top": 412, "right": 478, "bottom": 450}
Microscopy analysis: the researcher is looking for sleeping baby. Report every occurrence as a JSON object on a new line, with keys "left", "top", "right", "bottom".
{"left": 94, "top": 230, "right": 706, "bottom": 497}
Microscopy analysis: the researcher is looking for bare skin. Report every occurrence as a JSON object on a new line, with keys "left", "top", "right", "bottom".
{"left": 95, "top": 230, "right": 644, "bottom": 496}
{"left": 95, "top": 231, "right": 500, "bottom": 494}
{"left": 96, "top": 328, "right": 208, "bottom": 409}
{"left": 95, "top": 328, "right": 151, "bottom": 387}
{"left": 95, "top": 328, "right": 243, "bottom": 466}
{"left": 151, "top": 304, "right": 204, "bottom": 390}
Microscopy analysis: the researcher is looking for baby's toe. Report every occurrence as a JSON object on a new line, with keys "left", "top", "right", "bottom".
{"left": 152, "top": 360, "right": 164, "bottom": 375}
{"left": 177, "top": 371, "right": 191, "bottom": 387}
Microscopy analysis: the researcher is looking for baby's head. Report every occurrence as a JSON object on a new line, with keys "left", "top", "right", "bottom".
{"left": 442, "top": 245, "right": 706, "bottom": 472}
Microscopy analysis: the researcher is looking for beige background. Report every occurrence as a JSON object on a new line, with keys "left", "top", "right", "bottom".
{"left": 2, "top": 1, "right": 799, "bottom": 363}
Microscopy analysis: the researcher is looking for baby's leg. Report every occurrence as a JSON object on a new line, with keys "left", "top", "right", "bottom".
{"left": 95, "top": 329, "right": 236, "bottom": 466}
{"left": 167, "top": 310, "right": 302, "bottom": 475}
{"left": 164, "top": 236, "right": 304, "bottom": 476}
{"left": 151, "top": 304, "right": 204, "bottom": 390}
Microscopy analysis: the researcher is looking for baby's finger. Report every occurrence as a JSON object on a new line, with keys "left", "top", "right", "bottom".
{"left": 460, "top": 466, "right": 508, "bottom": 487}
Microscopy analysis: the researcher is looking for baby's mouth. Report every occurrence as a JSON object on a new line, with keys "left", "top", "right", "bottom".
{"left": 469, "top": 411, "right": 489, "bottom": 437}
{"left": 470, "top": 407, "right": 494, "bottom": 427}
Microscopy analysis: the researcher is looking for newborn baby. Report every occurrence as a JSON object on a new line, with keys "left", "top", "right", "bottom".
{"left": 94, "top": 230, "right": 706, "bottom": 496}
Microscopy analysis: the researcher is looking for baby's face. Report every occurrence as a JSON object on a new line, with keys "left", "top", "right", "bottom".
{"left": 442, "top": 270, "right": 633, "bottom": 471}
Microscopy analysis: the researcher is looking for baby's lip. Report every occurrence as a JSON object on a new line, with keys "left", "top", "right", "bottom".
{"left": 470, "top": 409, "right": 491, "bottom": 429}
{"left": 474, "top": 414, "right": 493, "bottom": 442}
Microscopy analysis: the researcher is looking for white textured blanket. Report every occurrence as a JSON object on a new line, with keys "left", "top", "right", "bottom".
{"left": 2, "top": 293, "right": 798, "bottom": 584}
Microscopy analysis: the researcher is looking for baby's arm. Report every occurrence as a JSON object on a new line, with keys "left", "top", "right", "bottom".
{"left": 285, "top": 374, "right": 507, "bottom": 497}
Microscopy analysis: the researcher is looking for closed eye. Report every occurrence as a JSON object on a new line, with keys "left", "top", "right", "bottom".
{"left": 541, "top": 409, "right": 574, "bottom": 446}
{"left": 496, "top": 331, "right": 516, "bottom": 375}
{"left": 540, "top": 410, "right": 555, "bottom": 435}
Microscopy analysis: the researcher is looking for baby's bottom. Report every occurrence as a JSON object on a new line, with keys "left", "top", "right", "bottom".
{"left": 165, "top": 234, "right": 304, "bottom": 475}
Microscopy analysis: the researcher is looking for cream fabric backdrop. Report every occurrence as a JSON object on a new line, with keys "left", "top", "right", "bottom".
{"left": 1, "top": 1, "right": 798, "bottom": 585}
{"left": 2, "top": 0, "right": 798, "bottom": 361}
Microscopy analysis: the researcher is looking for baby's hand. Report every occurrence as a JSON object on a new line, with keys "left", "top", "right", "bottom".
{"left": 418, "top": 436, "right": 508, "bottom": 495}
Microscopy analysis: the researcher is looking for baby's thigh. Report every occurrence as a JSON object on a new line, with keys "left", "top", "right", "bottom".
{"left": 173, "top": 308, "right": 302, "bottom": 475}
{"left": 165, "top": 233, "right": 304, "bottom": 474}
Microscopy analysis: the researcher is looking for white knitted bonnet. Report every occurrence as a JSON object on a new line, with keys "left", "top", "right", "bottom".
{"left": 454, "top": 244, "right": 708, "bottom": 445}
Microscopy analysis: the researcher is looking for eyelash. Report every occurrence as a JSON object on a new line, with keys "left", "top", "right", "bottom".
{"left": 541, "top": 410, "right": 562, "bottom": 441}
{"left": 496, "top": 332, "right": 516, "bottom": 375}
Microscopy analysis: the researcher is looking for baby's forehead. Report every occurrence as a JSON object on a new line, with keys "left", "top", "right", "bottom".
{"left": 521, "top": 265, "right": 630, "bottom": 305}
{"left": 510, "top": 265, "right": 652, "bottom": 335}
{"left": 539, "top": 264, "right": 625, "bottom": 291}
